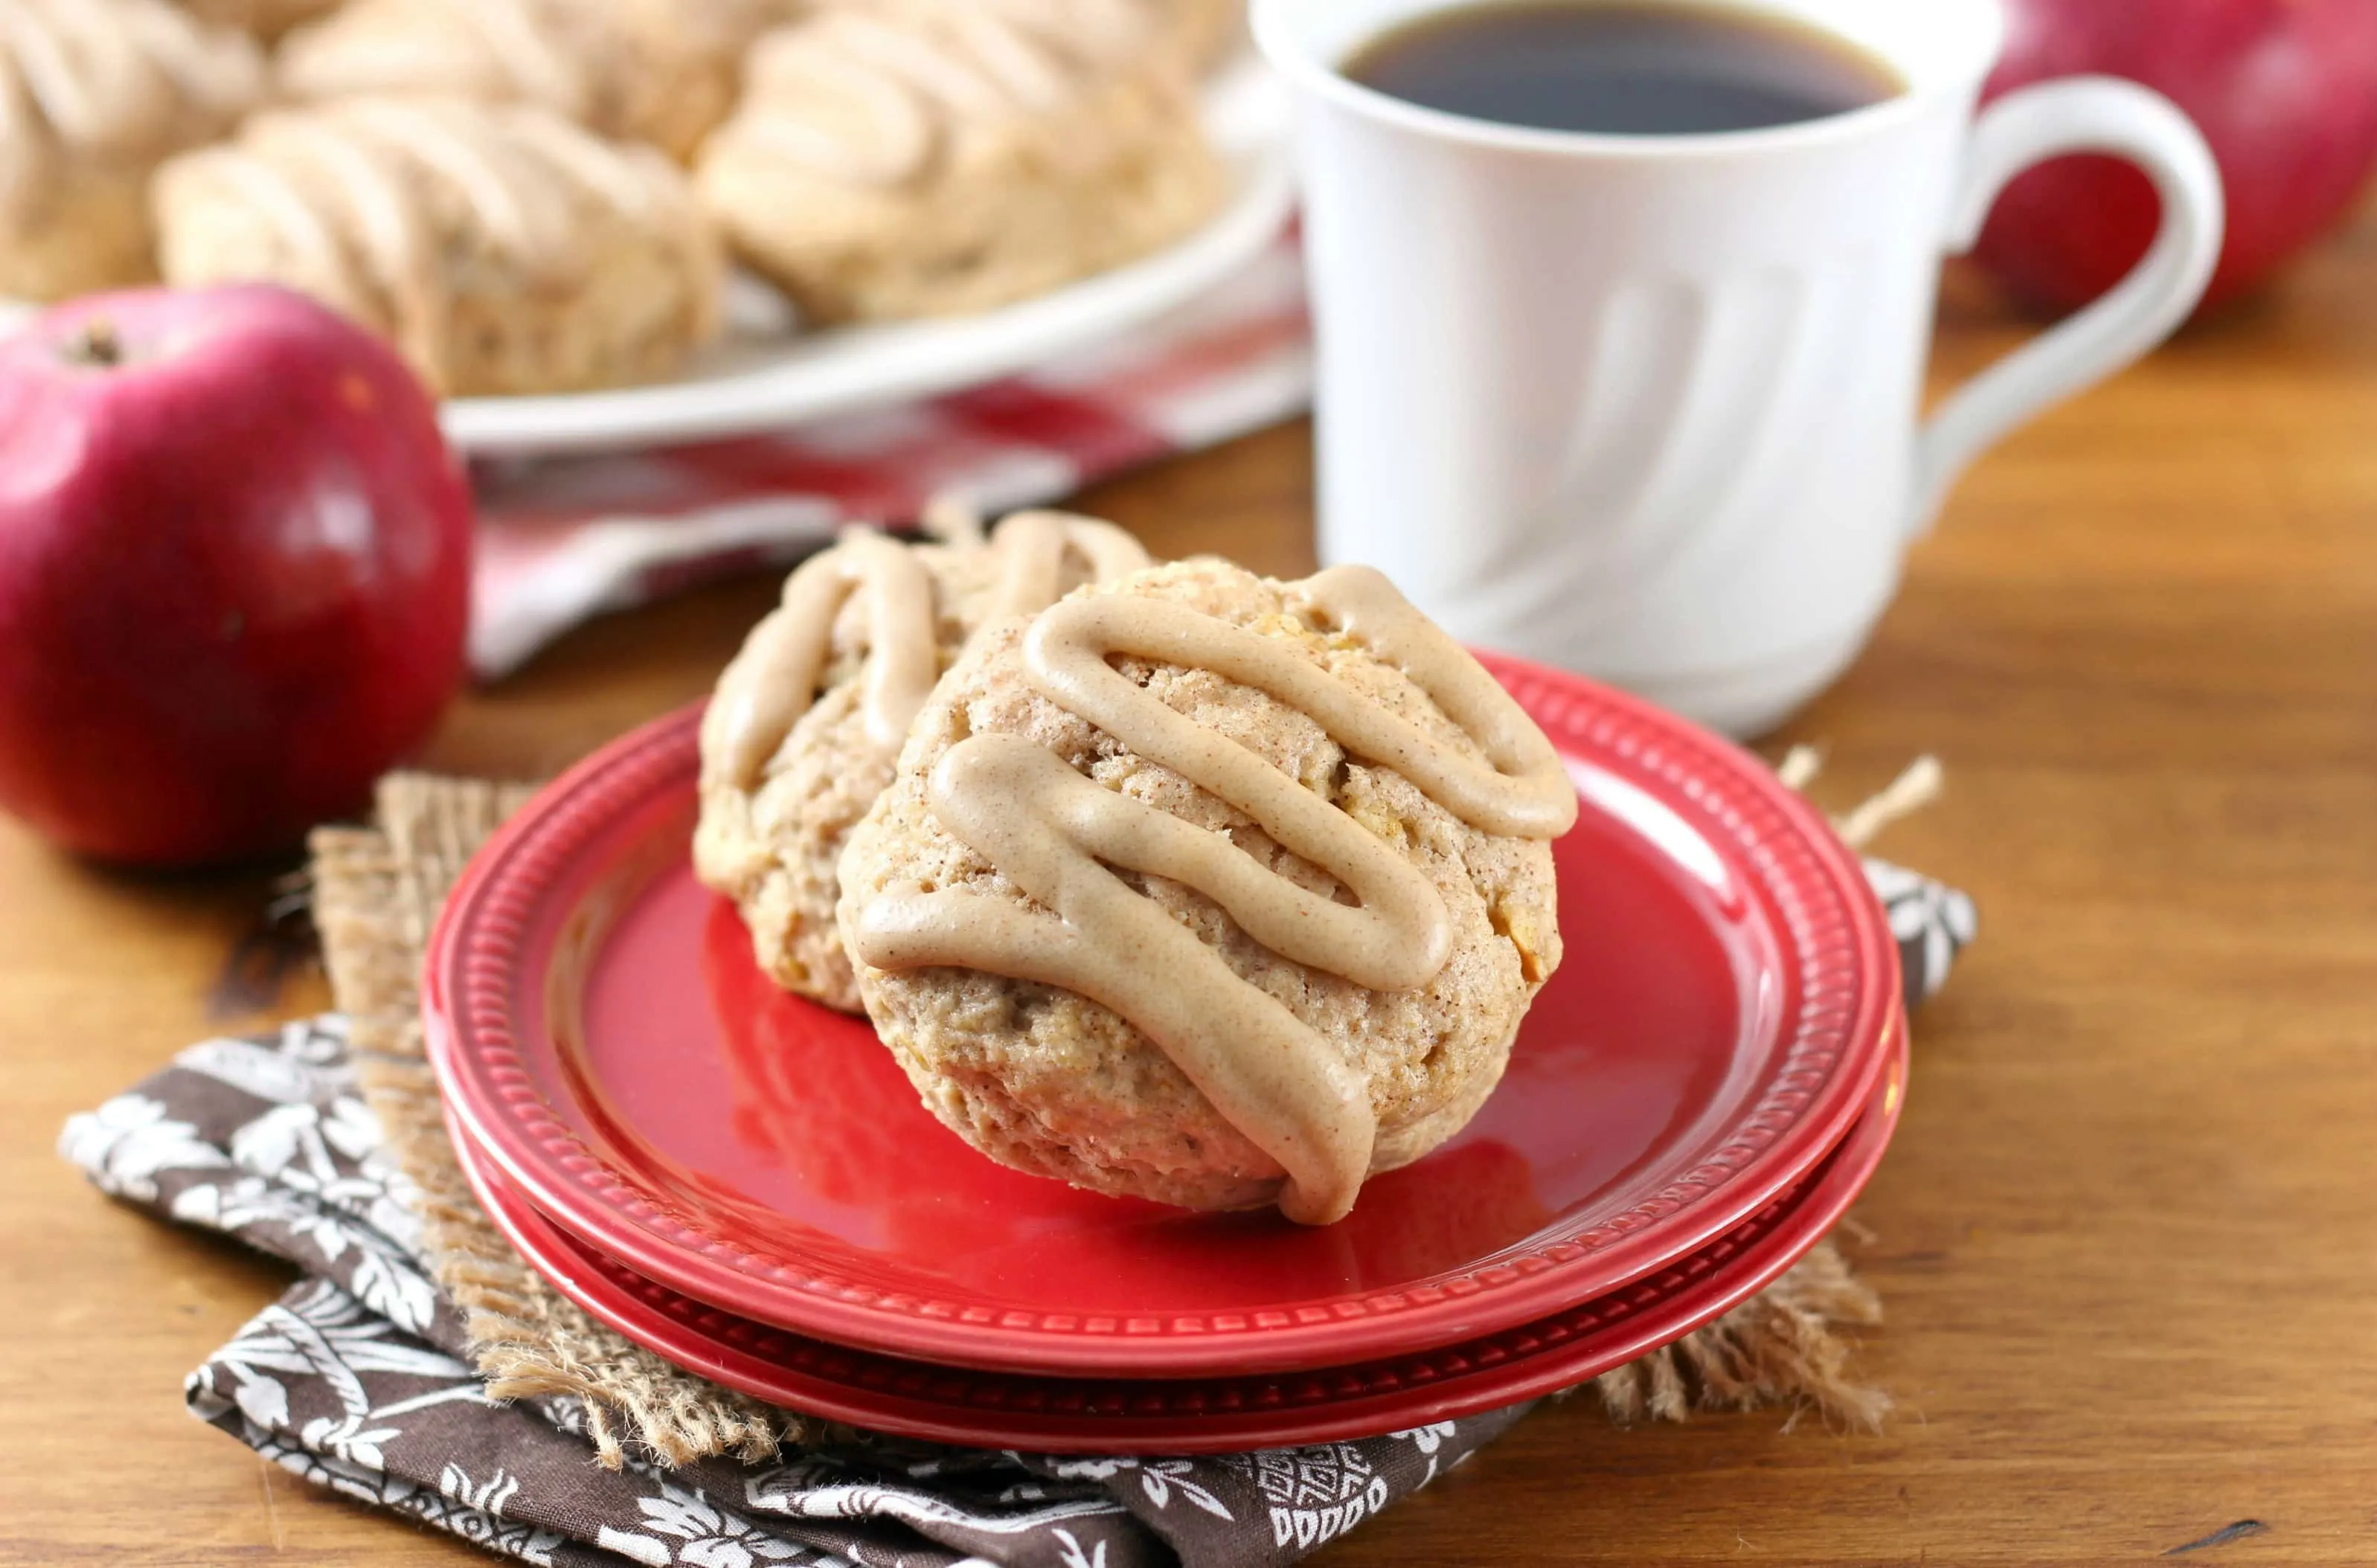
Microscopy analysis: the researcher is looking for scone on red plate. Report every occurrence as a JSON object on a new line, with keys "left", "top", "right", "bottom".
{"left": 275, "top": 0, "right": 785, "bottom": 162}
{"left": 153, "top": 96, "right": 725, "bottom": 396}
{"left": 835, "top": 561, "right": 1576, "bottom": 1224}
{"left": 0, "top": 0, "right": 262, "bottom": 302}
{"left": 695, "top": 0, "right": 1228, "bottom": 324}
{"left": 697, "top": 510, "right": 1153, "bottom": 1014}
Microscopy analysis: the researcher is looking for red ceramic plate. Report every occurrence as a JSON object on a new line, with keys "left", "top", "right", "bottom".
{"left": 447, "top": 1029, "right": 1904, "bottom": 1453}
{"left": 426, "top": 658, "right": 1901, "bottom": 1378}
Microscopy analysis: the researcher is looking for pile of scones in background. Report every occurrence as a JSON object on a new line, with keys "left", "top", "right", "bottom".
{"left": 0, "top": 0, "right": 1244, "bottom": 394}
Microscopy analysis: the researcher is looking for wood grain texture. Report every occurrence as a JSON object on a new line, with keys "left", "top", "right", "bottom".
{"left": 5, "top": 209, "right": 2376, "bottom": 1564}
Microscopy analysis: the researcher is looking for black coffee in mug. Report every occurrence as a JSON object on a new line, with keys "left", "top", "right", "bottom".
{"left": 1344, "top": 0, "right": 1904, "bottom": 136}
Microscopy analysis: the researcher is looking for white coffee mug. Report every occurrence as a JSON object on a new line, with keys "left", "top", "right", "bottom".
{"left": 1254, "top": 0, "right": 2223, "bottom": 736}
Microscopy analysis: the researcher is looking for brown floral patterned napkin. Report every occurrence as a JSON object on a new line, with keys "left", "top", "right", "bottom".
{"left": 60, "top": 1016, "right": 1535, "bottom": 1567}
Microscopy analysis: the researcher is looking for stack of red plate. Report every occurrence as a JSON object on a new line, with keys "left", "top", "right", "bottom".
{"left": 423, "top": 657, "right": 1906, "bottom": 1454}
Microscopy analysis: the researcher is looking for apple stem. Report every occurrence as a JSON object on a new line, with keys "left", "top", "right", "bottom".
{"left": 66, "top": 320, "right": 124, "bottom": 369}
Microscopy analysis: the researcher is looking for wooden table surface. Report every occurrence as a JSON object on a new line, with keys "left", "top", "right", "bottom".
{"left": 7, "top": 213, "right": 2377, "bottom": 1564}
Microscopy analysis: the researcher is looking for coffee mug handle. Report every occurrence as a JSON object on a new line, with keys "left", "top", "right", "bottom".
{"left": 1909, "top": 77, "right": 2224, "bottom": 536}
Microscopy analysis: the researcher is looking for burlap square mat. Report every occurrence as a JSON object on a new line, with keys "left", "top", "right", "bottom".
{"left": 315, "top": 772, "right": 1890, "bottom": 1468}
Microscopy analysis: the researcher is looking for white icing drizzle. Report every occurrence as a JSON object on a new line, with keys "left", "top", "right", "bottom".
{"left": 280, "top": 0, "right": 769, "bottom": 126}
{"left": 849, "top": 566, "right": 1577, "bottom": 1224}
{"left": 156, "top": 97, "right": 713, "bottom": 385}
{"left": 0, "top": 0, "right": 257, "bottom": 212}
{"left": 450, "top": 0, "right": 587, "bottom": 116}
{"left": 725, "top": 0, "right": 1175, "bottom": 188}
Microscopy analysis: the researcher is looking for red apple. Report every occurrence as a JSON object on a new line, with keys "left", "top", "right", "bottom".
{"left": 1976, "top": 0, "right": 2377, "bottom": 316}
{"left": 0, "top": 286, "right": 472, "bottom": 867}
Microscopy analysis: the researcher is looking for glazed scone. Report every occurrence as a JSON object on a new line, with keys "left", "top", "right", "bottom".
{"left": 836, "top": 561, "right": 1577, "bottom": 1224}
{"left": 1158, "top": 0, "right": 1244, "bottom": 73}
{"left": 696, "top": 0, "right": 1228, "bottom": 324}
{"left": 697, "top": 510, "right": 1153, "bottom": 1013}
{"left": 153, "top": 97, "right": 725, "bottom": 396}
{"left": 275, "top": 0, "right": 783, "bottom": 162}
{"left": 0, "top": 0, "right": 261, "bottom": 302}
{"left": 953, "top": 0, "right": 1242, "bottom": 76}
{"left": 170, "top": 0, "right": 339, "bottom": 42}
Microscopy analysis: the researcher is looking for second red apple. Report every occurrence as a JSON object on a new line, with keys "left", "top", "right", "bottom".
{"left": 1976, "top": 0, "right": 2377, "bottom": 315}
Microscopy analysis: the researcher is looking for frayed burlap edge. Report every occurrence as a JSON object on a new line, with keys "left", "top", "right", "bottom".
{"left": 314, "top": 775, "right": 812, "bottom": 1468}
{"left": 1585, "top": 1240, "right": 1886, "bottom": 1429}
{"left": 313, "top": 770, "right": 1896, "bottom": 1468}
